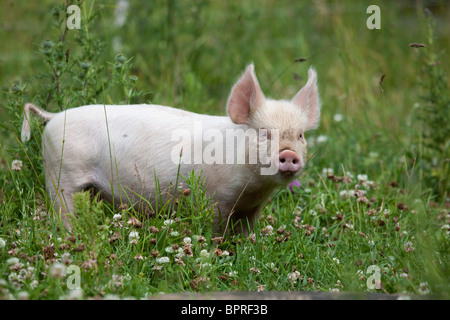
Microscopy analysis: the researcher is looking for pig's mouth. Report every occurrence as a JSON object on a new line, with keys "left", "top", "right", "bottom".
{"left": 279, "top": 169, "right": 299, "bottom": 176}
{"left": 277, "top": 168, "right": 302, "bottom": 182}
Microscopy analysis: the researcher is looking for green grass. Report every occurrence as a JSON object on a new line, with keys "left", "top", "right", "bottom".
{"left": 0, "top": 0, "right": 449, "bottom": 299}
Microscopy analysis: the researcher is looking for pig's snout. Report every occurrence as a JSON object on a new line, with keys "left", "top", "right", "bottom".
{"left": 278, "top": 150, "right": 301, "bottom": 173}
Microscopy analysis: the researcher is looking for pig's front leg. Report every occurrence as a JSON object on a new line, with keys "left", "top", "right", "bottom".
{"left": 231, "top": 206, "right": 262, "bottom": 237}
{"left": 214, "top": 203, "right": 262, "bottom": 237}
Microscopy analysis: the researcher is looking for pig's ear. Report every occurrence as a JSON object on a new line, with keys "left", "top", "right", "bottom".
{"left": 227, "top": 64, "right": 265, "bottom": 124}
{"left": 291, "top": 67, "right": 321, "bottom": 130}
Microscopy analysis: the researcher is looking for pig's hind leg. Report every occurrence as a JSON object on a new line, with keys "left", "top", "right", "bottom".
{"left": 231, "top": 207, "right": 262, "bottom": 237}
{"left": 44, "top": 164, "right": 95, "bottom": 232}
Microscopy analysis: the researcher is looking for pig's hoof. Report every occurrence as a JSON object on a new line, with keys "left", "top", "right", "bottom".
{"left": 288, "top": 180, "right": 301, "bottom": 193}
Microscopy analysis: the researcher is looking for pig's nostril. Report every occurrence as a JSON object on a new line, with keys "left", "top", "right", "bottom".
{"left": 280, "top": 158, "right": 285, "bottom": 163}
{"left": 292, "top": 159, "right": 297, "bottom": 164}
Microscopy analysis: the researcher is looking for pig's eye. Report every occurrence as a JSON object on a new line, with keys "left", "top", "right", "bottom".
{"left": 299, "top": 133, "right": 304, "bottom": 140}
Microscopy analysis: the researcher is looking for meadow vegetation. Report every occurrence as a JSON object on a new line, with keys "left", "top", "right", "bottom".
{"left": 0, "top": 0, "right": 448, "bottom": 299}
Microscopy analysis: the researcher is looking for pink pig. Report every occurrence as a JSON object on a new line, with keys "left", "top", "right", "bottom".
{"left": 21, "top": 64, "right": 320, "bottom": 235}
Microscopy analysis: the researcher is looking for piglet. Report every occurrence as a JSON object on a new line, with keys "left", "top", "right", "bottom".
{"left": 21, "top": 64, "right": 320, "bottom": 235}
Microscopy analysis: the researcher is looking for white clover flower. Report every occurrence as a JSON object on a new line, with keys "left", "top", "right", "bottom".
{"left": 339, "top": 190, "right": 355, "bottom": 199}
{"left": 250, "top": 267, "right": 260, "bottom": 274}
{"left": 322, "top": 167, "right": 334, "bottom": 177}
{"left": 67, "top": 288, "right": 83, "bottom": 300}
{"left": 332, "top": 258, "right": 340, "bottom": 264}
{"left": 175, "top": 252, "right": 184, "bottom": 259}
{"left": 357, "top": 174, "right": 368, "bottom": 182}
{"left": 164, "top": 219, "right": 174, "bottom": 226}
{"left": 418, "top": 282, "right": 430, "bottom": 295}
{"left": 316, "top": 135, "right": 328, "bottom": 143}
{"left": 229, "top": 270, "right": 238, "bottom": 277}
{"left": 194, "top": 235, "right": 207, "bottom": 243}
{"left": 7, "top": 257, "right": 19, "bottom": 265}
{"left": 0, "top": 238, "right": 6, "bottom": 248}
{"left": 124, "top": 273, "right": 132, "bottom": 281}
{"left": 200, "top": 249, "right": 209, "bottom": 259}
{"left": 165, "top": 246, "right": 174, "bottom": 253}
{"left": 333, "top": 113, "right": 344, "bottom": 122}
{"left": 364, "top": 180, "right": 375, "bottom": 188}
{"left": 266, "top": 262, "right": 276, "bottom": 270}
{"left": 129, "top": 231, "right": 140, "bottom": 241}
{"left": 357, "top": 270, "right": 365, "bottom": 280}
{"left": 183, "top": 237, "right": 192, "bottom": 245}
{"left": 61, "top": 252, "right": 72, "bottom": 264}
{"left": 288, "top": 270, "right": 302, "bottom": 283}
{"left": 170, "top": 231, "right": 179, "bottom": 237}
{"left": 261, "top": 225, "right": 273, "bottom": 236}
{"left": 113, "top": 214, "right": 122, "bottom": 221}
{"left": 30, "top": 280, "right": 39, "bottom": 289}
{"left": 156, "top": 256, "right": 170, "bottom": 264}
{"left": 404, "top": 241, "right": 415, "bottom": 252}
{"left": 344, "top": 223, "right": 354, "bottom": 230}
{"left": 50, "top": 263, "right": 66, "bottom": 279}
{"left": 19, "top": 267, "right": 34, "bottom": 281}
{"left": 11, "top": 160, "right": 23, "bottom": 171}
{"left": 8, "top": 272, "right": 19, "bottom": 284}
{"left": 110, "top": 274, "right": 125, "bottom": 287}
{"left": 17, "top": 291, "right": 29, "bottom": 300}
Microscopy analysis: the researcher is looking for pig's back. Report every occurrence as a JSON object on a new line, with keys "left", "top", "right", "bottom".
{"left": 42, "top": 103, "right": 235, "bottom": 191}
{"left": 45, "top": 104, "right": 231, "bottom": 138}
